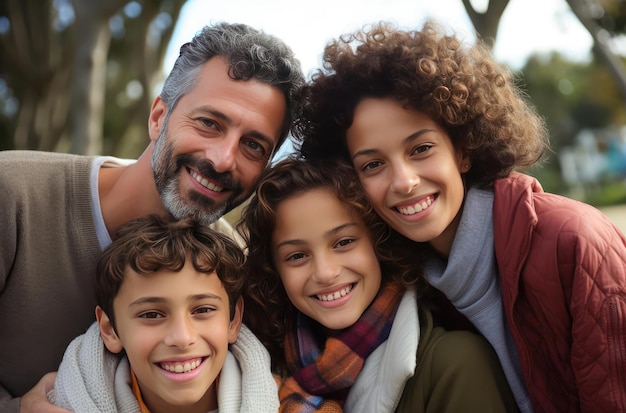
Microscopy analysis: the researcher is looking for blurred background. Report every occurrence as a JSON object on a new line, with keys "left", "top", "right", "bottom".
{"left": 1, "top": 0, "right": 626, "bottom": 226}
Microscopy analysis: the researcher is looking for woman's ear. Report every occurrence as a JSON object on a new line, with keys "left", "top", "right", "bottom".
{"left": 228, "top": 297, "right": 244, "bottom": 344}
{"left": 458, "top": 153, "right": 471, "bottom": 173}
{"left": 95, "top": 306, "right": 124, "bottom": 354}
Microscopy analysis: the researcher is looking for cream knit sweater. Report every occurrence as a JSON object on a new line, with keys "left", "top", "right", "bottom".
{"left": 49, "top": 323, "right": 278, "bottom": 412}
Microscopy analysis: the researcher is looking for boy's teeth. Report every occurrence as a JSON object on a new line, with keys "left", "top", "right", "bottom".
{"left": 161, "top": 358, "right": 202, "bottom": 373}
{"left": 317, "top": 284, "right": 353, "bottom": 301}
{"left": 397, "top": 196, "right": 433, "bottom": 215}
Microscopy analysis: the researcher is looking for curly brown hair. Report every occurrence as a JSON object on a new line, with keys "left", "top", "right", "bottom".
{"left": 237, "top": 157, "right": 424, "bottom": 372}
{"left": 96, "top": 214, "right": 245, "bottom": 329}
{"left": 295, "top": 21, "right": 549, "bottom": 188}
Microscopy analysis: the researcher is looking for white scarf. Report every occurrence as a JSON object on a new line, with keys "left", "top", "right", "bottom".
{"left": 49, "top": 322, "right": 278, "bottom": 412}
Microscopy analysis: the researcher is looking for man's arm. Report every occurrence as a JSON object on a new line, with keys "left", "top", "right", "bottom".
{"left": 1, "top": 373, "right": 71, "bottom": 413}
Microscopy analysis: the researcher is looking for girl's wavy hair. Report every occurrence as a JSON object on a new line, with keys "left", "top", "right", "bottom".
{"left": 96, "top": 214, "right": 245, "bottom": 329}
{"left": 237, "top": 157, "right": 424, "bottom": 371}
{"left": 295, "top": 21, "right": 549, "bottom": 188}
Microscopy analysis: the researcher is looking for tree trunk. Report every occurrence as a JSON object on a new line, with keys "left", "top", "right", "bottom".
{"left": 565, "top": 0, "right": 626, "bottom": 103}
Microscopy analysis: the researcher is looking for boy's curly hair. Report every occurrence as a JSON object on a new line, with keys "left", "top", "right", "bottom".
{"left": 295, "top": 21, "right": 549, "bottom": 188}
{"left": 96, "top": 214, "right": 245, "bottom": 328}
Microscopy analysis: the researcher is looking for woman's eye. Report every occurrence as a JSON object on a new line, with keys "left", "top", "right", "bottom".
{"left": 336, "top": 238, "right": 355, "bottom": 248}
{"left": 413, "top": 144, "right": 432, "bottom": 155}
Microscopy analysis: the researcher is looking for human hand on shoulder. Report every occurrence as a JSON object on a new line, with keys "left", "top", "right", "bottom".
{"left": 19, "top": 373, "right": 70, "bottom": 413}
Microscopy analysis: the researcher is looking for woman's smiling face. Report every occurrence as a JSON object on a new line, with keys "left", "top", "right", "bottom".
{"left": 347, "top": 97, "right": 469, "bottom": 257}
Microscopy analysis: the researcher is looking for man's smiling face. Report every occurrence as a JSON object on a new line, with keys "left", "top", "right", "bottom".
{"left": 149, "top": 56, "right": 287, "bottom": 225}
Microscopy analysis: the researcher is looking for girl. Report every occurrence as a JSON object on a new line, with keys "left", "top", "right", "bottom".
{"left": 296, "top": 21, "right": 626, "bottom": 413}
{"left": 239, "top": 158, "right": 518, "bottom": 412}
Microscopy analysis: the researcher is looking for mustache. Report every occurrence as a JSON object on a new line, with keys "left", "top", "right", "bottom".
{"left": 175, "top": 154, "right": 239, "bottom": 189}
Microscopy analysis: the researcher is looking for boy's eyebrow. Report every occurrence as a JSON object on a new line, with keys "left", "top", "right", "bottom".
{"left": 129, "top": 293, "right": 224, "bottom": 307}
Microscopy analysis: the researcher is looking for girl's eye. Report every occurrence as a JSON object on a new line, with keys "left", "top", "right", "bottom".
{"left": 286, "top": 252, "right": 306, "bottom": 261}
{"left": 139, "top": 311, "right": 163, "bottom": 319}
{"left": 362, "top": 160, "right": 382, "bottom": 172}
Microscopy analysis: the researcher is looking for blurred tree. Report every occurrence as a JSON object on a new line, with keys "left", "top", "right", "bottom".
{"left": 0, "top": 0, "right": 186, "bottom": 156}
{"left": 565, "top": 0, "right": 626, "bottom": 102}
{"left": 461, "top": 0, "right": 509, "bottom": 47}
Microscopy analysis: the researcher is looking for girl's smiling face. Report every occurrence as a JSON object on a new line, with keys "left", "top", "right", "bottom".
{"left": 347, "top": 97, "right": 469, "bottom": 257}
{"left": 271, "top": 188, "right": 382, "bottom": 330}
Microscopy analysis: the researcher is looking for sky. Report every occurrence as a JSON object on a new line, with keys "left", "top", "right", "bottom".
{"left": 164, "top": 0, "right": 594, "bottom": 77}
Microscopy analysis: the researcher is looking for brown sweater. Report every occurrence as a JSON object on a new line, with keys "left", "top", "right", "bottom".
{"left": 0, "top": 150, "right": 241, "bottom": 412}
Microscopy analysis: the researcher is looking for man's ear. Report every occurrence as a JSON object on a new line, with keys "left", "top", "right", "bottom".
{"left": 228, "top": 297, "right": 244, "bottom": 344}
{"left": 95, "top": 306, "right": 124, "bottom": 354}
{"left": 148, "top": 95, "right": 167, "bottom": 143}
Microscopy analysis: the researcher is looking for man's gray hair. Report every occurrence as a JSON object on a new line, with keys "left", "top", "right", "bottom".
{"left": 160, "top": 21, "right": 305, "bottom": 150}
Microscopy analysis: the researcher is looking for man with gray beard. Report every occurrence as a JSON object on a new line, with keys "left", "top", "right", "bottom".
{"left": 0, "top": 22, "right": 304, "bottom": 413}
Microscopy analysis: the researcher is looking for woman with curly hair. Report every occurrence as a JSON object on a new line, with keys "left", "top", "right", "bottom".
{"left": 238, "top": 158, "right": 518, "bottom": 412}
{"left": 295, "top": 21, "right": 626, "bottom": 413}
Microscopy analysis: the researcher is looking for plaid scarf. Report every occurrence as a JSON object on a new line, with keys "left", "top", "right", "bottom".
{"left": 278, "top": 282, "right": 403, "bottom": 412}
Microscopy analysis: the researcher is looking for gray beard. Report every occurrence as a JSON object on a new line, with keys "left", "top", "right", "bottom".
{"left": 151, "top": 116, "right": 238, "bottom": 226}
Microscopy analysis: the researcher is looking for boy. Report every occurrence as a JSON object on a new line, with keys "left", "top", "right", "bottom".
{"left": 49, "top": 215, "right": 278, "bottom": 413}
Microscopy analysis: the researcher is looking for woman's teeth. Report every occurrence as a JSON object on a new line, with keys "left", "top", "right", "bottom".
{"left": 397, "top": 196, "right": 433, "bottom": 215}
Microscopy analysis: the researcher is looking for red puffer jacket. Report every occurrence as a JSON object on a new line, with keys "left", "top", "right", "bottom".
{"left": 493, "top": 173, "right": 626, "bottom": 413}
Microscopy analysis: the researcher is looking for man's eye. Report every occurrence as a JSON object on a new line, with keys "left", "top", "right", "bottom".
{"left": 245, "top": 140, "right": 267, "bottom": 156}
{"left": 199, "top": 118, "right": 218, "bottom": 129}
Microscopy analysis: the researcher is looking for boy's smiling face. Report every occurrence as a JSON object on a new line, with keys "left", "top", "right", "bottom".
{"left": 96, "top": 261, "right": 242, "bottom": 413}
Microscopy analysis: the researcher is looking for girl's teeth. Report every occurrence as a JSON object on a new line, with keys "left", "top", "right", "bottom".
{"left": 317, "top": 284, "right": 353, "bottom": 301}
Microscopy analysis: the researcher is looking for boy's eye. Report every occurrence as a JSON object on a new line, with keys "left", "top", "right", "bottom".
{"left": 194, "top": 306, "right": 215, "bottom": 315}
{"left": 139, "top": 311, "right": 163, "bottom": 319}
